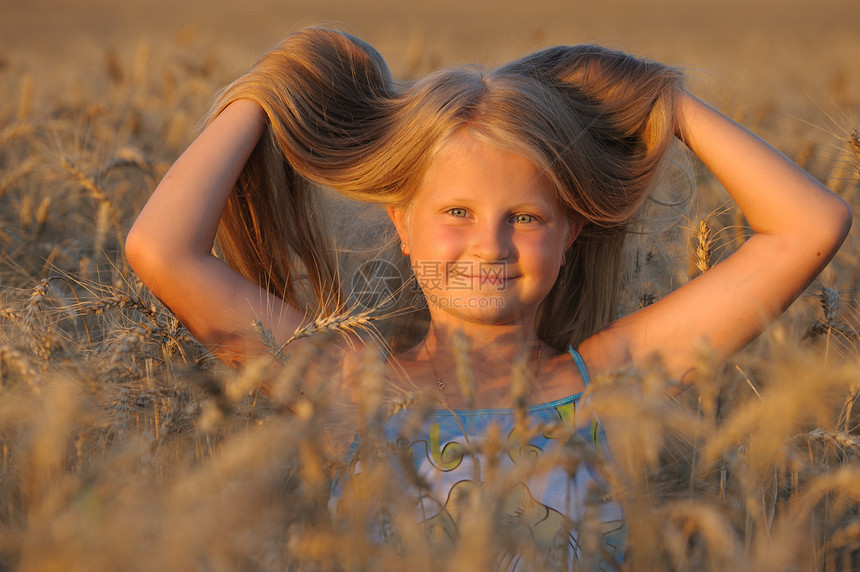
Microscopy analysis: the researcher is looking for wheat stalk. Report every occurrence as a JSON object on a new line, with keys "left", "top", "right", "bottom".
{"left": 252, "top": 319, "right": 285, "bottom": 364}
{"left": 0, "top": 122, "right": 36, "bottom": 148}
{"left": 17, "top": 74, "right": 34, "bottom": 121}
{"left": 825, "top": 521, "right": 860, "bottom": 550}
{"left": 283, "top": 308, "right": 379, "bottom": 348}
{"left": 0, "top": 344, "right": 38, "bottom": 386}
{"left": 451, "top": 329, "right": 475, "bottom": 408}
{"left": 18, "top": 193, "right": 32, "bottom": 229}
{"left": 661, "top": 501, "right": 741, "bottom": 569}
{"left": 693, "top": 218, "right": 713, "bottom": 275}
{"left": 74, "top": 293, "right": 158, "bottom": 320}
{"left": 849, "top": 129, "right": 860, "bottom": 166}
{"left": 98, "top": 146, "right": 154, "bottom": 178}
{"left": 0, "top": 307, "right": 25, "bottom": 327}
{"left": 60, "top": 157, "right": 127, "bottom": 261}
{"left": 251, "top": 306, "right": 382, "bottom": 369}
{"left": 23, "top": 279, "right": 50, "bottom": 319}
{"left": 819, "top": 286, "right": 840, "bottom": 360}
{"left": 104, "top": 326, "right": 155, "bottom": 378}
{"left": 820, "top": 286, "right": 840, "bottom": 325}
{"left": 800, "top": 427, "right": 860, "bottom": 451}
{"left": 0, "top": 156, "right": 38, "bottom": 200}
{"left": 32, "top": 195, "right": 51, "bottom": 239}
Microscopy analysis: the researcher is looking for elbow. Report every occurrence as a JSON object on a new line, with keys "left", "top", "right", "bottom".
{"left": 838, "top": 197, "right": 852, "bottom": 239}
{"left": 125, "top": 222, "right": 169, "bottom": 294}
{"left": 813, "top": 195, "right": 853, "bottom": 261}
{"left": 124, "top": 224, "right": 149, "bottom": 278}
{"left": 829, "top": 195, "right": 853, "bottom": 247}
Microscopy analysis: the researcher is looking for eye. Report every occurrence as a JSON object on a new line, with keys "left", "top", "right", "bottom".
{"left": 511, "top": 213, "right": 536, "bottom": 224}
{"left": 448, "top": 207, "right": 468, "bottom": 218}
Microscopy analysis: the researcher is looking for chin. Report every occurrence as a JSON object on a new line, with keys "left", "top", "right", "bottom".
{"left": 426, "top": 291, "right": 534, "bottom": 325}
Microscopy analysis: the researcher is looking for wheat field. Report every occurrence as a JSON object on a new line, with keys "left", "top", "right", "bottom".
{"left": 1, "top": 1, "right": 860, "bottom": 570}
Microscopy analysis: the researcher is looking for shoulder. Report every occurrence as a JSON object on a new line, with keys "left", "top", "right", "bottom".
{"left": 535, "top": 346, "right": 591, "bottom": 402}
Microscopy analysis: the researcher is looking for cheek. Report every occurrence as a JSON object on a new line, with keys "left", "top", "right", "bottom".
{"left": 519, "top": 235, "right": 567, "bottom": 287}
{"left": 521, "top": 233, "right": 559, "bottom": 262}
{"left": 409, "top": 224, "right": 462, "bottom": 259}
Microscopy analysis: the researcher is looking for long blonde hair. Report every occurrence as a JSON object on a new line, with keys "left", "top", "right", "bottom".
{"left": 206, "top": 27, "right": 686, "bottom": 351}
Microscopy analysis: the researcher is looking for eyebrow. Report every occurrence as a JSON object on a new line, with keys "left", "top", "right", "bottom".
{"left": 442, "top": 197, "right": 556, "bottom": 212}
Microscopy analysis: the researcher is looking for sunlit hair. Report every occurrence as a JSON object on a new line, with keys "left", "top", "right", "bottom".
{"left": 206, "top": 27, "right": 686, "bottom": 351}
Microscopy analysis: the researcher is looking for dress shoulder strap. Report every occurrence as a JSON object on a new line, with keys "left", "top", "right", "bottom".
{"left": 567, "top": 345, "right": 591, "bottom": 388}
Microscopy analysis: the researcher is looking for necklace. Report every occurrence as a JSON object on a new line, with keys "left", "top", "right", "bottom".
{"left": 423, "top": 340, "right": 543, "bottom": 392}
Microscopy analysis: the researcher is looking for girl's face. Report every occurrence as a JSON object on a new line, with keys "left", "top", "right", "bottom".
{"left": 388, "top": 129, "right": 581, "bottom": 328}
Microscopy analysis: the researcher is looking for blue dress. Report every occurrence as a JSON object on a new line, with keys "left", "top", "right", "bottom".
{"left": 333, "top": 346, "right": 625, "bottom": 569}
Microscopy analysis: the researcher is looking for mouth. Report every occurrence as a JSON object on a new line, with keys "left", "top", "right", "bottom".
{"left": 448, "top": 273, "right": 518, "bottom": 288}
{"left": 478, "top": 275, "right": 515, "bottom": 285}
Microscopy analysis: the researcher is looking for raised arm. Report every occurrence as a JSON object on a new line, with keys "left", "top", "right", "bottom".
{"left": 126, "top": 100, "right": 307, "bottom": 366}
{"left": 582, "top": 92, "right": 853, "bottom": 378}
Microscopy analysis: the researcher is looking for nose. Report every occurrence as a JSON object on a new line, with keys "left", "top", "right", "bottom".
{"left": 469, "top": 218, "right": 513, "bottom": 262}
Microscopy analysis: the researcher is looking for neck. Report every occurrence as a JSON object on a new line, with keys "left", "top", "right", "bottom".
{"left": 415, "top": 315, "right": 544, "bottom": 406}
{"left": 422, "top": 312, "right": 541, "bottom": 366}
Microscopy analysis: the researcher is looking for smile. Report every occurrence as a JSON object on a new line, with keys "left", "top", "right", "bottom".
{"left": 448, "top": 274, "right": 519, "bottom": 288}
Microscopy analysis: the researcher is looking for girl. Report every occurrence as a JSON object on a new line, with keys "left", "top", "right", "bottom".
{"left": 125, "top": 27, "right": 851, "bottom": 567}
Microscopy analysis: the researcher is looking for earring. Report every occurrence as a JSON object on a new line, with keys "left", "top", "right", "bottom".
{"left": 560, "top": 253, "right": 566, "bottom": 266}
{"left": 401, "top": 242, "right": 409, "bottom": 256}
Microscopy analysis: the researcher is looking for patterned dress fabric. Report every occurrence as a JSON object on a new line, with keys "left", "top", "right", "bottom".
{"left": 333, "top": 346, "right": 625, "bottom": 569}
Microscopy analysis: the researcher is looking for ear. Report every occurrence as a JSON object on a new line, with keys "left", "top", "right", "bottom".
{"left": 386, "top": 204, "right": 409, "bottom": 244}
{"left": 564, "top": 217, "right": 583, "bottom": 251}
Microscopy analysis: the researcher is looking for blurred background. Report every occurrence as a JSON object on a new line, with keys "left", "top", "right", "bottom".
{"left": 2, "top": 0, "right": 858, "bottom": 112}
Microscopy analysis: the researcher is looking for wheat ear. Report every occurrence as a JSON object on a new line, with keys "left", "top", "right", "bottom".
{"left": 849, "top": 129, "right": 860, "bottom": 165}
{"left": 819, "top": 286, "right": 839, "bottom": 325}
{"left": 694, "top": 218, "right": 713, "bottom": 274}
{"left": 60, "top": 157, "right": 127, "bottom": 264}
{"left": 253, "top": 307, "right": 380, "bottom": 364}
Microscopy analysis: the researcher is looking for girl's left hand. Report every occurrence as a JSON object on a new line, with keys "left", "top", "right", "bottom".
{"left": 580, "top": 92, "right": 852, "bottom": 379}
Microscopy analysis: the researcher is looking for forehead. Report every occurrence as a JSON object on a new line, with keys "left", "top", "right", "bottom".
{"left": 417, "top": 129, "right": 558, "bottom": 207}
